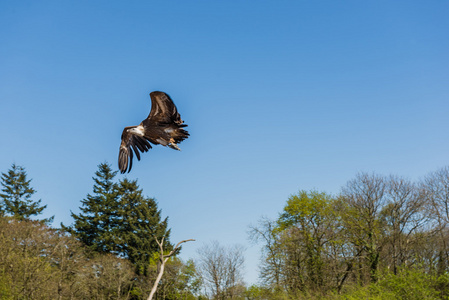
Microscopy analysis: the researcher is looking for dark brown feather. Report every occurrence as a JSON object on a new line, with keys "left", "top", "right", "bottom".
{"left": 118, "top": 91, "right": 189, "bottom": 173}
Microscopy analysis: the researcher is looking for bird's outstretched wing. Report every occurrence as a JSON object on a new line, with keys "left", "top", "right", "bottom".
{"left": 118, "top": 91, "right": 189, "bottom": 173}
{"left": 144, "top": 91, "right": 185, "bottom": 126}
{"left": 118, "top": 127, "right": 152, "bottom": 173}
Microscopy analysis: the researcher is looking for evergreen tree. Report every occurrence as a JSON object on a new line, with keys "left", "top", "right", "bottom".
{"left": 0, "top": 164, "right": 53, "bottom": 223}
{"left": 66, "top": 162, "right": 173, "bottom": 274}
{"left": 117, "top": 178, "right": 172, "bottom": 274}
{"left": 63, "top": 162, "right": 120, "bottom": 254}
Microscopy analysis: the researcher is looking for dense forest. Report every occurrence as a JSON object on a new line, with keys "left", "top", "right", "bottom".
{"left": 1, "top": 163, "right": 449, "bottom": 299}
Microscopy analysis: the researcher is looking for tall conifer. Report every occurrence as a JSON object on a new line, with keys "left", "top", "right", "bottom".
{"left": 0, "top": 164, "right": 53, "bottom": 223}
{"left": 66, "top": 162, "right": 172, "bottom": 274}
{"left": 117, "top": 178, "right": 172, "bottom": 274}
{"left": 64, "top": 163, "right": 120, "bottom": 254}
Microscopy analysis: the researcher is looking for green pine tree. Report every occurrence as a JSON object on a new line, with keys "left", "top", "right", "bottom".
{"left": 117, "top": 178, "right": 172, "bottom": 275}
{"left": 65, "top": 162, "right": 173, "bottom": 275}
{"left": 63, "top": 162, "right": 120, "bottom": 254}
{"left": 0, "top": 164, "right": 53, "bottom": 223}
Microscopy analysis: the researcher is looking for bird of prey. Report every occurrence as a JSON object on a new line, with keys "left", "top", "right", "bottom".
{"left": 118, "top": 91, "right": 189, "bottom": 173}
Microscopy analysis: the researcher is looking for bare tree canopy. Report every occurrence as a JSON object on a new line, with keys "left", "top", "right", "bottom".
{"left": 197, "top": 241, "right": 245, "bottom": 299}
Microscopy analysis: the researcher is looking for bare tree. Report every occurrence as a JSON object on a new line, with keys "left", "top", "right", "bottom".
{"left": 248, "top": 217, "right": 283, "bottom": 289}
{"left": 81, "top": 254, "right": 135, "bottom": 300}
{"left": 422, "top": 166, "right": 449, "bottom": 274}
{"left": 148, "top": 237, "right": 195, "bottom": 300}
{"left": 423, "top": 166, "right": 449, "bottom": 226}
{"left": 381, "top": 175, "right": 427, "bottom": 274}
{"left": 197, "top": 241, "right": 245, "bottom": 299}
{"left": 340, "top": 172, "right": 387, "bottom": 283}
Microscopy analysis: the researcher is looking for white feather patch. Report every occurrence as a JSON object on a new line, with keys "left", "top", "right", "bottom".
{"left": 129, "top": 125, "right": 145, "bottom": 136}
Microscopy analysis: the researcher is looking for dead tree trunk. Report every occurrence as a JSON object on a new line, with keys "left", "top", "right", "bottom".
{"left": 147, "top": 237, "right": 195, "bottom": 300}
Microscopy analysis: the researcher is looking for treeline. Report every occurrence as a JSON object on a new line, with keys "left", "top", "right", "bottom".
{"left": 0, "top": 217, "right": 200, "bottom": 299}
{"left": 2, "top": 162, "right": 449, "bottom": 299}
{"left": 248, "top": 168, "right": 449, "bottom": 299}
{"left": 0, "top": 163, "right": 201, "bottom": 299}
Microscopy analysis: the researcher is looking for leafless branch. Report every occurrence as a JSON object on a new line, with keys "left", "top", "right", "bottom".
{"left": 147, "top": 237, "right": 195, "bottom": 300}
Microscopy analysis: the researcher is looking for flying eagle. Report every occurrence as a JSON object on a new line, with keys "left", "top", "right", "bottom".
{"left": 118, "top": 91, "right": 189, "bottom": 173}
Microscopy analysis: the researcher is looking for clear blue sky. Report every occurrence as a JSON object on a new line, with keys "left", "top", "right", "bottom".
{"left": 1, "top": 0, "right": 448, "bottom": 285}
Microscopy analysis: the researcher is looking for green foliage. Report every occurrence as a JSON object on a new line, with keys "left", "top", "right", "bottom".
{"left": 0, "top": 162, "right": 198, "bottom": 299}
{"left": 0, "top": 215, "right": 137, "bottom": 299}
{"left": 0, "top": 164, "right": 53, "bottom": 223}
{"left": 147, "top": 258, "right": 202, "bottom": 299}
{"left": 333, "top": 268, "right": 443, "bottom": 300}
{"left": 64, "top": 163, "right": 172, "bottom": 275}
{"left": 371, "top": 268, "right": 440, "bottom": 299}
{"left": 245, "top": 269, "right": 449, "bottom": 300}
{"left": 63, "top": 162, "right": 120, "bottom": 254}
{"left": 79, "top": 253, "right": 135, "bottom": 299}
{"left": 0, "top": 217, "right": 61, "bottom": 299}
{"left": 279, "top": 190, "right": 334, "bottom": 229}
{"left": 245, "top": 285, "right": 288, "bottom": 300}
{"left": 116, "top": 177, "right": 172, "bottom": 274}
{"left": 0, "top": 272, "right": 13, "bottom": 300}
{"left": 435, "top": 272, "right": 449, "bottom": 299}
{"left": 276, "top": 190, "right": 338, "bottom": 292}
{"left": 171, "top": 258, "right": 202, "bottom": 298}
{"left": 4, "top": 162, "right": 449, "bottom": 299}
{"left": 252, "top": 173, "right": 449, "bottom": 298}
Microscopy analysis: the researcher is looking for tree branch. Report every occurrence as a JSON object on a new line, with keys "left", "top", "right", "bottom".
{"left": 147, "top": 237, "right": 195, "bottom": 300}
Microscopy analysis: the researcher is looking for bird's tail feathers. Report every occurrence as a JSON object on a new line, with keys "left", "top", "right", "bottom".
{"left": 171, "top": 128, "right": 189, "bottom": 143}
